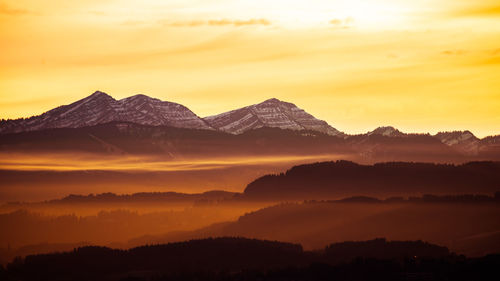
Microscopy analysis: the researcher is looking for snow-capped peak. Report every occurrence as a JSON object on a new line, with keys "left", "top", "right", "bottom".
{"left": 368, "top": 126, "right": 404, "bottom": 137}
{"left": 0, "top": 91, "right": 212, "bottom": 134}
{"left": 434, "top": 131, "right": 478, "bottom": 146}
{"left": 434, "top": 130, "right": 480, "bottom": 155}
{"left": 204, "top": 98, "right": 342, "bottom": 136}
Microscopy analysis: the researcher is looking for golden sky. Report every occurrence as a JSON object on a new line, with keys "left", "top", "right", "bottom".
{"left": 0, "top": 0, "right": 499, "bottom": 137}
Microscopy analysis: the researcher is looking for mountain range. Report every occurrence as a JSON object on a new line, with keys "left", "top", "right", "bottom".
{"left": 0, "top": 91, "right": 499, "bottom": 159}
{"left": 0, "top": 91, "right": 340, "bottom": 136}
{"left": 0, "top": 91, "right": 212, "bottom": 133}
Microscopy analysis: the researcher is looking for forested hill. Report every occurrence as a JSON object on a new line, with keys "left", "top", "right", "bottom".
{"left": 3, "top": 237, "right": 460, "bottom": 281}
{"left": 242, "top": 160, "right": 500, "bottom": 200}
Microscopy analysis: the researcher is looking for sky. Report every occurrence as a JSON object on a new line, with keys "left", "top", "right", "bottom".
{"left": 0, "top": 0, "right": 499, "bottom": 137}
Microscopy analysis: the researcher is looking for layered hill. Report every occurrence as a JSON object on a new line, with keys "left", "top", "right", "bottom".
{"left": 3, "top": 237, "right": 464, "bottom": 281}
{"left": 241, "top": 161, "right": 500, "bottom": 200}
{"left": 129, "top": 194, "right": 500, "bottom": 256}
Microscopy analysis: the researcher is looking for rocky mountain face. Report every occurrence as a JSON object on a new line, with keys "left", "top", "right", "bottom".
{"left": 368, "top": 126, "right": 404, "bottom": 137}
{"left": 204, "top": 98, "right": 342, "bottom": 136}
{"left": 434, "top": 131, "right": 480, "bottom": 155}
{"left": 0, "top": 91, "right": 212, "bottom": 134}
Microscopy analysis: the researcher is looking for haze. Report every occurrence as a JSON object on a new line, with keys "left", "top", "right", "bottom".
{"left": 1, "top": 2, "right": 500, "bottom": 279}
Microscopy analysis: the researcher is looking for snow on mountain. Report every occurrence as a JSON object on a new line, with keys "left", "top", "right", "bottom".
{"left": 0, "top": 91, "right": 212, "bottom": 134}
{"left": 434, "top": 131, "right": 480, "bottom": 155}
{"left": 117, "top": 94, "right": 211, "bottom": 129}
{"left": 2, "top": 92, "right": 495, "bottom": 150}
{"left": 203, "top": 98, "right": 342, "bottom": 136}
{"left": 367, "top": 126, "right": 404, "bottom": 137}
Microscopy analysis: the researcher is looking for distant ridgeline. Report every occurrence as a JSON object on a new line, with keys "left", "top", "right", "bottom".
{"left": 2, "top": 237, "right": 477, "bottom": 281}
{"left": 242, "top": 160, "right": 500, "bottom": 200}
{"left": 1, "top": 187, "right": 499, "bottom": 209}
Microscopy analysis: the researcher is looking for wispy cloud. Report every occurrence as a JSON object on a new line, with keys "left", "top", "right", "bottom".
{"left": 329, "top": 19, "right": 343, "bottom": 25}
{"left": 329, "top": 17, "right": 354, "bottom": 28}
{"left": 165, "top": 18, "right": 271, "bottom": 27}
{"left": 482, "top": 56, "right": 500, "bottom": 65}
{"left": 120, "top": 20, "right": 146, "bottom": 26}
{"left": 441, "top": 50, "right": 467, "bottom": 55}
{"left": 0, "top": 2, "right": 28, "bottom": 15}
{"left": 88, "top": 10, "right": 106, "bottom": 16}
{"left": 453, "top": 5, "right": 500, "bottom": 17}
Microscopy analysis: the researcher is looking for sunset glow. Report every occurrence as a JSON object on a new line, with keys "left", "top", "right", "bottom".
{"left": 0, "top": 153, "right": 344, "bottom": 171}
{"left": 1, "top": 0, "right": 499, "bottom": 136}
{"left": 2, "top": 2, "right": 500, "bottom": 277}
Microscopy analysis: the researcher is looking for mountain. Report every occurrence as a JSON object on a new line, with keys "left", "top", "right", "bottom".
{"left": 368, "top": 126, "right": 404, "bottom": 137}
{"left": 0, "top": 93, "right": 342, "bottom": 136}
{"left": 435, "top": 131, "right": 480, "bottom": 155}
{"left": 2, "top": 121, "right": 474, "bottom": 163}
{"left": 479, "top": 135, "right": 500, "bottom": 158}
{"left": 0, "top": 91, "right": 212, "bottom": 134}
{"left": 361, "top": 128, "right": 500, "bottom": 157}
{"left": 0, "top": 91, "right": 498, "bottom": 159}
{"left": 204, "top": 98, "right": 342, "bottom": 136}
{"left": 0, "top": 122, "right": 347, "bottom": 156}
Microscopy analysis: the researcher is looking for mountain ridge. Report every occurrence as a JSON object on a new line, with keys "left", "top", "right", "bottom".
{"left": 0, "top": 91, "right": 212, "bottom": 134}
{"left": 203, "top": 97, "right": 342, "bottom": 136}
{"left": 1, "top": 91, "right": 499, "bottom": 154}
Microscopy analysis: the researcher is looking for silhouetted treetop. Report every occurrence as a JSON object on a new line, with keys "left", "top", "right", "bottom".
{"left": 324, "top": 238, "right": 450, "bottom": 261}
{"left": 4, "top": 237, "right": 465, "bottom": 281}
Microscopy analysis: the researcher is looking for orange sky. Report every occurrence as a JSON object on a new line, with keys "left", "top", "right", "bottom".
{"left": 0, "top": 0, "right": 499, "bottom": 137}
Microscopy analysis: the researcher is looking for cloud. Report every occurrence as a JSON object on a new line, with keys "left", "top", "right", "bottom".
{"left": 483, "top": 56, "right": 500, "bottom": 65}
{"left": 168, "top": 20, "right": 205, "bottom": 27}
{"left": 329, "top": 19, "right": 342, "bottom": 25}
{"left": 165, "top": 18, "right": 271, "bottom": 27}
{"left": 120, "top": 20, "right": 146, "bottom": 26}
{"left": 453, "top": 5, "right": 500, "bottom": 17}
{"left": 329, "top": 18, "right": 354, "bottom": 28}
{"left": 441, "top": 50, "right": 467, "bottom": 55}
{"left": 0, "top": 2, "right": 28, "bottom": 15}
{"left": 210, "top": 18, "right": 271, "bottom": 26}
{"left": 88, "top": 10, "right": 106, "bottom": 16}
